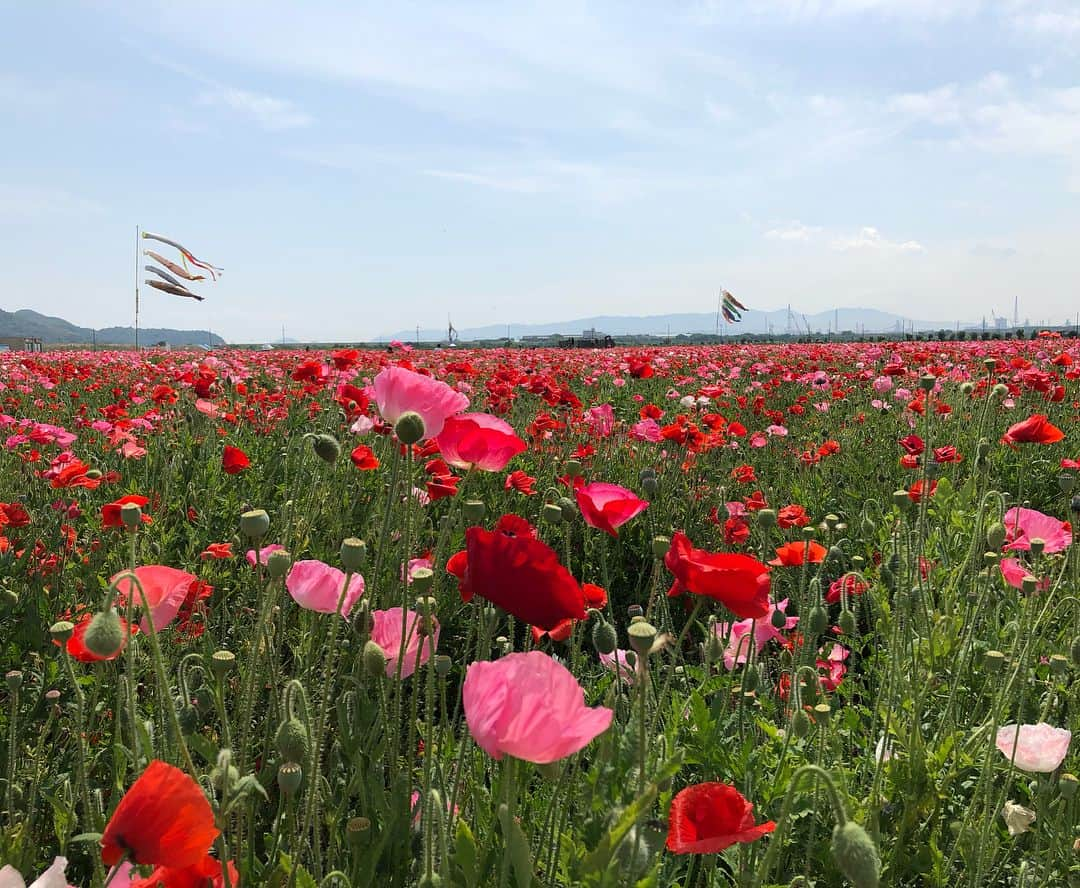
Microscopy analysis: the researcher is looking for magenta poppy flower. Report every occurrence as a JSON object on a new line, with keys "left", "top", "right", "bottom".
{"left": 999, "top": 558, "right": 1050, "bottom": 593}
{"left": 1003, "top": 507, "right": 1071, "bottom": 554}
{"left": 370, "top": 607, "right": 439, "bottom": 679}
{"left": 575, "top": 482, "right": 649, "bottom": 537}
{"left": 372, "top": 365, "right": 469, "bottom": 440}
{"left": 246, "top": 543, "right": 285, "bottom": 568}
{"left": 111, "top": 566, "right": 200, "bottom": 633}
{"left": 463, "top": 651, "right": 613, "bottom": 764}
{"left": 995, "top": 723, "right": 1071, "bottom": 772}
{"left": 285, "top": 559, "right": 365, "bottom": 617}
{"left": 435, "top": 413, "right": 526, "bottom": 472}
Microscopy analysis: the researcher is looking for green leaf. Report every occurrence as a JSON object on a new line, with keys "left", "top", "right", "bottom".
{"left": 498, "top": 803, "right": 535, "bottom": 888}
{"left": 579, "top": 751, "right": 683, "bottom": 877}
{"left": 454, "top": 818, "right": 480, "bottom": 887}
{"left": 70, "top": 831, "right": 103, "bottom": 843}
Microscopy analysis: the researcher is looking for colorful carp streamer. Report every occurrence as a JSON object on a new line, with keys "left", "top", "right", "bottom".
{"left": 721, "top": 289, "right": 747, "bottom": 324}
{"left": 141, "top": 231, "right": 223, "bottom": 281}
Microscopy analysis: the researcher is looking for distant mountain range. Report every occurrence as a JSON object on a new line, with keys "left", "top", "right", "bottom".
{"left": 0, "top": 308, "right": 225, "bottom": 347}
{"left": 380, "top": 307, "right": 950, "bottom": 342}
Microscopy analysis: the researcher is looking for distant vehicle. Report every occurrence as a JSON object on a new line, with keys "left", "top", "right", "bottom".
{"left": 195, "top": 344, "right": 213, "bottom": 352}
{"left": 260, "top": 344, "right": 275, "bottom": 350}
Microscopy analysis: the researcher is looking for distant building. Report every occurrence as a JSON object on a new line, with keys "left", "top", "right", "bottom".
{"left": 0, "top": 336, "right": 44, "bottom": 352}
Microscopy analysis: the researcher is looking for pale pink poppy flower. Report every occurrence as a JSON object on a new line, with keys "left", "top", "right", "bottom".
{"left": 285, "top": 559, "right": 365, "bottom": 618}
{"left": 111, "top": 565, "right": 199, "bottom": 633}
{"left": 1003, "top": 507, "right": 1072, "bottom": 554}
{"left": 766, "top": 424, "right": 788, "bottom": 437}
{"left": 119, "top": 441, "right": 147, "bottom": 459}
{"left": 999, "top": 558, "right": 1050, "bottom": 594}
{"left": 872, "top": 376, "right": 893, "bottom": 394}
{"left": 599, "top": 649, "right": 636, "bottom": 685}
{"left": 612, "top": 377, "right": 626, "bottom": 388}
{"left": 372, "top": 365, "right": 468, "bottom": 440}
{"left": 405, "top": 556, "right": 433, "bottom": 582}
{"left": 0, "top": 856, "right": 74, "bottom": 888}
{"left": 749, "top": 432, "right": 768, "bottom": 448}
{"left": 894, "top": 387, "right": 911, "bottom": 402}
{"left": 726, "top": 501, "right": 747, "bottom": 518}
{"left": 995, "top": 723, "right": 1071, "bottom": 772}
{"left": 247, "top": 543, "right": 286, "bottom": 568}
{"left": 350, "top": 415, "right": 375, "bottom": 435}
{"left": 435, "top": 413, "right": 526, "bottom": 472}
{"left": 463, "top": 651, "right": 613, "bottom": 764}
{"left": 716, "top": 599, "right": 798, "bottom": 670}
{"left": 371, "top": 607, "right": 439, "bottom": 679}
{"left": 194, "top": 398, "right": 220, "bottom": 418}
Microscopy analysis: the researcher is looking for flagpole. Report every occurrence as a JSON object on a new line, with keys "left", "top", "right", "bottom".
{"left": 134, "top": 224, "right": 140, "bottom": 351}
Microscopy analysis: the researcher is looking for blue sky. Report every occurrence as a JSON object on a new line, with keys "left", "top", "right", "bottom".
{"left": 2, "top": 1, "right": 1079, "bottom": 341}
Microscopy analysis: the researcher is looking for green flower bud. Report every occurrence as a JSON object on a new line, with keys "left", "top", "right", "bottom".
{"left": 959, "top": 381, "right": 974, "bottom": 395}
{"left": 0, "top": 586, "right": 17, "bottom": 610}
{"left": 1070, "top": 636, "right": 1080, "bottom": 667}
{"left": 310, "top": 433, "right": 341, "bottom": 463}
{"left": 542, "top": 503, "right": 564, "bottom": 524}
{"left": 771, "top": 607, "right": 788, "bottom": 630}
{"left": 275, "top": 718, "right": 310, "bottom": 764}
{"left": 266, "top": 548, "right": 292, "bottom": 579}
{"left": 1029, "top": 537, "right": 1045, "bottom": 557}
{"left": 704, "top": 631, "right": 725, "bottom": 665}
{"left": 85, "top": 468, "right": 103, "bottom": 480}
{"left": 83, "top": 609, "right": 125, "bottom": 659}
{"left": 742, "top": 664, "right": 760, "bottom": 692}
{"left": 791, "top": 709, "right": 812, "bottom": 738}
{"left": 1020, "top": 575, "right": 1038, "bottom": 596}
{"left": 412, "top": 568, "right": 434, "bottom": 594}
{"left": 813, "top": 702, "right": 831, "bottom": 726}
{"left": 434, "top": 655, "right": 452, "bottom": 677}
{"left": 240, "top": 509, "right": 270, "bottom": 540}
{"left": 976, "top": 438, "right": 991, "bottom": 459}
{"left": 363, "top": 639, "right": 388, "bottom": 677}
{"left": 211, "top": 762, "right": 239, "bottom": 794}
{"left": 986, "top": 522, "right": 1007, "bottom": 550}
{"left": 1058, "top": 773, "right": 1078, "bottom": 799}
{"left": 592, "top": 620, "right": 618, "bottom": 655}
{"left": 838, "top": 609, "right": 857, "bottom": 636}
{"left": 340, "top": 537, "right": 367, "bottom": 571}
{"left": 756, "top": 508, "right": 777, "bottom": 529}
{"left": 891, "top": 490, "right": 911, "bottom": 512}
{"left": 394, "top": 411, "right": 426, "bottom": 445}
{"left": 831, "top": 821, "right": 881, "bottom": 888}
{"left": 918, "top": 374, "right": 936, "bottom": 392}
{"left": 807, "top": 606, "right": 829, "bottom": 636}
{"left": 641, "top": 475, "right": 659, "bottom": 496}
{"left": 558, "top": 497, "right": 577, "bottom": 522}
{"left": 1058, "top": 473, "right": 1075, "bottom": 495}
{"left": 278, "top": 761, "right": 303, "bottom": 796}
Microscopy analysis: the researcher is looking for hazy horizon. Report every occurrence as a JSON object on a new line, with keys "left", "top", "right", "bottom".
{"left": 3, "top": 2, "right": 1079, "bottom": 341}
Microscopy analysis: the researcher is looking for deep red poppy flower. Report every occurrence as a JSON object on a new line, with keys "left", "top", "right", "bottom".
{"left": 898, "top": 434, "right": 925, "bottom": 456}
{"left": 776, "top": 504, "right": 810, "bottom": 529}
{"left": 221, "top": 445, "right": 250, "bottom": 475}
{"left": 60, "top": 611, "right": 137, "bottom": 662}
{"left": 531, "top": 617, "right": 575, "bottom": 644}
{"left": 50, "top": 459, "right": 101, "bottom": 490}
{"left": 666, "top": 782, "right": 775, "bottom": 854}
{"left": 0, "top": 502, "right": 31, "bottom": 528}
{"left": 350, "top": 444, "right": 380, "bottom": 470}
{"left": 101, "top": 494, "right": 151, "bottom": 528}
{"left": 101, "top": 760, "right": 219, "bottom": 868}
{"left": 575, "top": 482, "right": 649, "bottom": 537}
{"left": 460, "top": 526, "right": 585, "bottom": 631}
{"left": 331, "top": 348, "right": 360, "bottom": 371}
{"left": 504, "top": 469, "right": 537, "bottom": 495}
{"left": 933, "top": 445, "right": 960, "bottom": 463}
{"left": 1002, "top": 414, "right": 1065, "bottom": 446}
{"left": 582, "top": 583, "right": 608, "bottom": 609}
{"left": 493, "top": 513, "right": 538, "bottom": 539}
{"left": 770, "top": 540, "right": 827, "bottom": 566}
{"left": 664, "top": 532, "right": 771, "bottom": 619}
{"left": 129, "top": 854, "right": 239, "bottom": 888}
{"left": 907, "top": 478, "right": 937, "bottom": 503}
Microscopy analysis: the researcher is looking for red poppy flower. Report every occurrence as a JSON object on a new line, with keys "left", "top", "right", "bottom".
{"left": 199, "top": 542, "right": 234, "bottom": 560}
{"left": 731, "top": 464, "right": 756, "bottom": 484}
{"left": 50, "top": 459, "right": 101, "bottom": 489}
{"left": 435, "top": 413, "right": 526, "bottom": 472}
{"left": 101, "top": 494, "right": 151, "bottom": 529}
{"left": 769, "top": 541, "right": 827, "bottom": 566}
{"left": 907, "top": 478, "right": 937, "bottom": 503}
{"left": 664, "top": 532, "right": 771, "bottom": 619}
{"left": 582, "top": 583, "right": 608, "bottom": 609}
{"left": 531, "top": 618, "right": 575, "bottom": 644}
{"left": 933, "top": 445, "right": 960, "bottom": 463}
{"left": 0, "top": 502, "right": 31, "bottom": 528}
{"left": 60, "top": 611, "right": 137, "bottom": 662}
{"left": 350, "top": 444, "right": 380, "bottom": 471}
{"left": 101, "top": 760, "right": 219, "bottom": 868}
{"left": 776, "top": 504, "right": 810, "bottom": 529}
{"left": 221, "top": 445, "right": 249, "bottom": 475}
{"left": 459, "top": 526, "right": 585, "bottom": 631}
{"left": 899, "top": 434, "right": 925, "bottom": 456}
{"left": 724, "top": 516, "right": 750, "bottom": 546}
{"left": 1002, "top": 414, "right": 1065, "bottom": 447}
{"left": 493, "top": 513, "right": 538, "bottom": 540}
{"left": 504, "top": 469, "right": 537, "bottom": 495}
{"left": 666, "top": 782, "right": 775, "bottom": 854}
{"left": 575, "top": 482, "right": 649, "bottom": 537}
{"left": 331, "top": 348, "right": 360, "bottom": 371}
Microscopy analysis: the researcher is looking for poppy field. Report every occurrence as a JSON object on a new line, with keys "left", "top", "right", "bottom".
{"left": 0, "top": 338, "right": 1077, "bottom": 887}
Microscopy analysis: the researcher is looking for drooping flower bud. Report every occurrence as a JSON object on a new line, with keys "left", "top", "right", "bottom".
{"left": 791, "top": 709, "right": 812, "bottom": 738}
{"left": 84, "top": 609, "right": 125, "bottom": 658}
{"left": 275, "top": 718, "right": 310, "bottom": 763}
{"left": 267, "top": 548, "right": 292, "bottom": 579}
{"left": 542, "top": 503, "right": 563, "bottom": 524}
{"left": 363, "top": 639, "right": 388, "bottom": 677}
{"left": 986, "top": 522, "right": 1007, "bottom": 550}
{"left": 394, "top": 411, "right": 426, "bottom": 445}
{"left": 831, "top": 821, "right": 881, "bottom": 888}
{"left": 771, "top": 607, "right": 788, "bottom": 630}
{"left": 311, "top": 433, "right": 341, "bottom": 463}
{"left": 592, "top": 620, "right": 618, "bottom": 655}
{"left": 838, "top": 609, "right": 857, "bottom": 636}
{"left": 558, "top": 497, "right": 577, "bottom": 521}
{"left": 807, "top": 606, "right": 829, "bottom": 636}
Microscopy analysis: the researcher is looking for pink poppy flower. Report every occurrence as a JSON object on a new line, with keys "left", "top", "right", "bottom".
{"left": 372, "top": 365, "right": 469, "bottom": 440}
{"left": 817, "top": 644, "right": 849, "bottom": 691}
{"left": 995, "top": 723, "right": 1071, "bottom": 773}
{"left": 583, "top": 404, "right": 615, "bottom": 437}
{"left": 370, "top": 607, "right": 439, "bottom": 679}
{"left": 575, "top": 482, "right": 649, "bottom": 537}
{"left": 435, "top": 413, "right": 526, "bottom": 472}
{"left": 716, "top": 598, "right": 797, "bottom": 670}
{"left": 999, "top": 558, "right": 1050, "bottom": 593}
{"left": 111, "top": 566, "right": 200, "bottom": 633}
{"left": 463, "top": 651, "right": 613, "bottom": 764}
{"left": 629, "top": 418, "right": 662, "bottom": 443}
{"left": 246, "top": 543, "right": 285, "bottom": 568}
{"left": 1003, "top": 507, "right": 1071, "bottom": 554}
{"left": 285, "top": 559, "right": 365, "bottom": 618}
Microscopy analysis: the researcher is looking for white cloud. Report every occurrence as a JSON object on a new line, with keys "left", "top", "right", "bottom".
{"left": 830, "top": 226, "right": 925, "bottom": 252}
{"left": 199, "top": 86, "right": 311, "bottom": 130}
{"left": 766, "top": 221, "right": 822, "bottom": 241}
